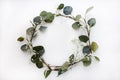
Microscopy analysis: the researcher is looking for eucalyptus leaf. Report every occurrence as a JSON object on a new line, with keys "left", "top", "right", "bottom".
{"left": 94, "top": 56, "right": 100, "bottom": 61}
{"left": 72, "top": 22, "right": 81, "bottom": 30}
{"left": 88, "top": 18, "right": 96, "bottom": 27}
{"left": 63, "top": 6, "right": 73, "bottom": 15}
{"left": 31, "top": 54, "right": 40, "bottom": 63}
{"left": 33, "top": 46, "right": 45, "bottom": 56}
{"left": 40, "top": 11, "right": 47, "bottom": 18}
{"left": 75, "top": 15, "right": 81, "bottom": 21}
{"left": 17, "top": 36, "right": 24, "bottom": 42}
{"left": 26, "top": 27, "right": 35, "bottom": 35}
{"left": 44, "top": 12, "right": 54, "bottom": 23}
{"left": 91, "top": 42, "right": 98, "bottom": 52}
{"left": 33, "top": 16, "right": 41, "bottom": 25}
{"left": 69, "top": 54, "right": 74, "bottom": 63}
{"left": 58, "top": 69, "right": 67, "bottom": 76}
{"left": 61, "top": 61, "right": 69, "bottom": 71}
{"left": 57, "top": 3, "right": 64, "bottom": 10}
{"left": 83, "top": 46, "right": 91, "bottom": 54}
{"left": 21, "top": 44, "right": 29, "bottom": 51}
{"left": 79, "top": 35, "right": 89, "bottom": 43}
{"left": 86, "top": 6, "right": 94, "bottom": 14}
{"left": 82, "top": 56, "right": 91, "bottom": 66}
{"left": 44, "top": 69, "right": 51, "bottom": 78}
{"left": 36, "top": 60, "right": 43, "bottom": 68}
{"left": 39, "top": 26, "right": 47, "bottom": 32}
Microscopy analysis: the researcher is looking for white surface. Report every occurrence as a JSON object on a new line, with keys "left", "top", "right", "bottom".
{"left": 0, "top": 0, "right": 120, "bottom": 80}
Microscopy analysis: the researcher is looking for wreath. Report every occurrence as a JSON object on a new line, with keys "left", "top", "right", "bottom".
{"left": 17, "top": 3, "right": 99, "bottom": 78}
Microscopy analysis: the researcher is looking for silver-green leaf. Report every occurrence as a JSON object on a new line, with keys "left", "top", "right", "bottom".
{"left": 88, "top": 18, "right": 96, "bottom": 27}
{"left": 72, "top": 22, "right": 82, "bottom": 30}
{"left": 26, "top": 27, "right": 35, "bottom": 35}
{"left": 39, "top": 26, "right": 47, "bottom": 32}
{"left": 83, "top": 46, "right": 91, "bottom": 54}
{"left": 21, "top": 44, "right": 29, "bottom": 51}
{"left": 75, "top": 15, "right": 81, "bottom": 21}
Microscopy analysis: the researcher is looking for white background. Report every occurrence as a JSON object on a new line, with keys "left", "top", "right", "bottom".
{"left": 0, "top": 0, "right": 120, "bottom": 80}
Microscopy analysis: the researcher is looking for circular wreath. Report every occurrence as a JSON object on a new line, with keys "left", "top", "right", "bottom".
{"left": 17, "top": 3, "right": 99, "bottom": 78}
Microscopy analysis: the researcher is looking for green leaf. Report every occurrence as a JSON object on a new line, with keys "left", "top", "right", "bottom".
{"left": 75, "top": 15, "right": 81, "bottom": 21}
{"left": 44, "top": 69, "right": 51, "bottom": 78}
{"left": 44, "top": 12, "right": 54, "bottom": 23}
{"left": 57, "top": 3, "right": 64, "bottom": 10}
{"left": 79, "top": 35, "right": 89, "bottom": 43}
{"left": 57, "top": 61, "right": 69, "bottom": 76}
{"left": 31, "top": 54, "right": 40, "bottom": 63}
{"left": 21, "top": 44, "right": 29, "bottom": 51}
{"left": 61, "top": 61, "right": 69, "bottom": 71}
{"left": 83, "top": 46, "right": 91, "bottom": 54}
{"left": 86, "top": 6, "right": 94, "bottom": 14}
{"left": 17, "top": 36, "right": 24, "bottom": 42}
{"left": 72, "top": 22, "right": 82, "bottom": 30}
{"left": 88, "top": 18, "right": 96, "bottom": 27}
{"left": 36, "top": 60, "right": 43, "bottom": 68}
{"left": 69, "top": 54, "right": 74, "bottom": 63}
{"left": 39, "top": 26, "right": 47, "bottom": 32}
{"left": 58, "top": 69, "right": 67, "bottom": 76}
{"left": 91, "top": 42, "right": 98, "bottom": 52}
{"left": 82, "top": 56, "right": 91, "bottom": 66}
{"left": 26, "top": 27, "right": 35, "bottom": 35}
{"left": 94, "top": 56, "right": 100, "bottom": 61}
{"left": 33, "top": 16, "right": 41, "bottom": 25}
{"left": 33, "top": 46, "right": 45, "bottom": 56}
{"left": 40, "top": 11, "right": 47, "bottom": 18}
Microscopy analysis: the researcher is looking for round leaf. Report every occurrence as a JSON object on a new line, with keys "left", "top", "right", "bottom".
{"left": 63, "top": 6, "right": 73, "bottom": 15}
{"left": 44, "top": 12, "right": 54, "bottom": 23}
{"left": 36, "top": 61, "right": 43, "bottom": 68}
{"left": 21, "top": 44, "right": 29, "bottom": 51}
{"left": 82, "top": 56, "right": 91, "bottom": 66}
{"left": 40, "top": 11, "right": 47, "bottom": 18}
{"left": 88, "top": 18, "right": 96, "bottom": 27}
{"left": 33, "top": 46, "right": 45, "bottom": 56}
{"left": 75, "top": 15, "right": 81, "bottom": 21}
{"left": 79, "top": 35, "right": 89, "bottom": 43}
{"left": 33, "top": 16, "right": 41, "bottom": 25}
{"left": 83, "top": 46, "right": 91, "bottom": 54}
{"left": 91, "top": 42, "right": 98, "bottom": 52}
{"left": 31, "top": 54, "right": 40, "bottom": 63}
{"left": 72, "top": 22, "right": 81, "bottom": 30}
{"left": 26, "top": 27, "right": 35, "bottom": 35}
